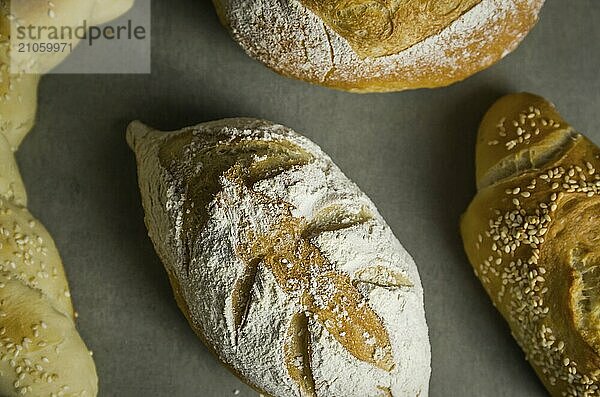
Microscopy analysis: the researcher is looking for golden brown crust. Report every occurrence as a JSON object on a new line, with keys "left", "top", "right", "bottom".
{"left": 299, "top": 0, "right": 482, "bottom": 58}
{"left": 475, "top": 93, "right": 576, "bottom": 189}
{"left": 213, "top": 0, "right": 545, "bottom": 93}
{"left": 461, "top": 93, "right": 600, "bottom": 396}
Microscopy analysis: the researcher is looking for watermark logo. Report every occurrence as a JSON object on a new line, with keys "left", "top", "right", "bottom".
{"left": 10, "top": 0, "right": 151, "bottom": 74}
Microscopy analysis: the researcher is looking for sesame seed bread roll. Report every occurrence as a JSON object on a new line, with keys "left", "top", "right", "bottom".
{"left": 127, "top": 118, "right": 431, "bottom": 397}
{"left": 461, "top": 93, "right": 600, "bottom": 396}
{"left": 212, "top": 0, "right": 545, "bottom": 93}
{"left": 0, "top": 71, "right": 39, "bottom": 151}
{"left": 0, "top": 2, "right": 134, "bottom": 395}
{"left": 0, "top": 134, "right": 98, "bottom": 396}
{"left": 0, "top": 1, "right": 40, "bottom": 151}
{"left": 0, "top": 0, "right": 135, "bottom": 150}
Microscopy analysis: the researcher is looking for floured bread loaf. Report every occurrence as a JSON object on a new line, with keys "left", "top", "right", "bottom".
{"left": 127, "top": 118, "right": 431, "bottom": 396}
{"left": 213, "top": 0, "right": 545, "bottom": 92}
{"left": 461, "top": 93, "right": 600, "bottom": 396}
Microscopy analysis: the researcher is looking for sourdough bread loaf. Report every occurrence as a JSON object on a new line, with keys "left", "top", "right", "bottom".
{"left": 128, "top": 118, "right": 431, "bottom": 397}
{"left": 461, "top": 93, "right": 600, "bottom": 396}
{"left": 213, "top": 0, "right": 545, "bottom": 92}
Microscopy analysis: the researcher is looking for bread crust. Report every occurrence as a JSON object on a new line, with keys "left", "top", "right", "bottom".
{"left": 213, "top": 0, "right": 545, "bottom": 93}
{"left": 461, "top": 93, "right": 600, "bottom": 396}
{"left": 299, "top": 0, "right": 482, "bottom": 58}
{"left": 0, "top": 135, "right": 99, "bottom": 396}
{"left": 128, "top": 118, "right": 431, "bottom": 397}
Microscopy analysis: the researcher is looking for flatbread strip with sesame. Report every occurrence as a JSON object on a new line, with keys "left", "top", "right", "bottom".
{"left": 0, "top": 1, "right": 132, "bottom": 396}
{"left": 461, "top": 93, "right": 600, "bottom": 397}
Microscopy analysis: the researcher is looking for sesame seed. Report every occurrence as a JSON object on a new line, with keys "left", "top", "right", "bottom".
{"left": 471, "top": 148, "right": 600, "bottom": 395}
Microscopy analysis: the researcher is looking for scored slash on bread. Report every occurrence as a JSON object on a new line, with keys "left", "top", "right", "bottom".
{"left": 127, "top": 118, "right": 431, "bottom": 397}
{"left": 461, "top": 93, "right": 600, "bottom": 397}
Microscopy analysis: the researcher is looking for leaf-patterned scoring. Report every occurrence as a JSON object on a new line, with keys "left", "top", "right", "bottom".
{"left": 161, "top": 132, "right": 405, "bottom": 392}
{"left": 238, "top": 214, "right": 396, "bottom": 372}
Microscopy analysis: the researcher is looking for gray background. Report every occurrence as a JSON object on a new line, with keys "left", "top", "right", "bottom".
{"left": 15, "top": 0, "right": 599, "bottom": 396}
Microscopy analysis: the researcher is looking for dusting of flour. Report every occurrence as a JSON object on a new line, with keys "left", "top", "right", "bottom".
{"left": 219, "top": 0, "right": 544, "bottom": 89}
{"left": 128, "top": 119, "right": 431, "bottom": 396}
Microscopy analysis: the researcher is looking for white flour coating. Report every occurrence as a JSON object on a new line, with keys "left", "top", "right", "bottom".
{"left": 217, "top": 0, "right": 544, "bottom": 89}
{"left": 128, "top": 119, "right": 431, "bottom": 397}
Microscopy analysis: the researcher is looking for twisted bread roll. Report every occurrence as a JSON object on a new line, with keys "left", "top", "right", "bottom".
{"left": 127, "top": 119, "right": 431, "bottom": 397}
{"left": 461, "top": 93, "right": 600, "bottom": 396}
{"left": 0, "top": 135, "right": 98, "bottom": 396}
{"left": 213, "top": 0, "right": 545, "bottom": 92}
{"left": 0, "top": 1, "right": 132, "bottom": 395}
